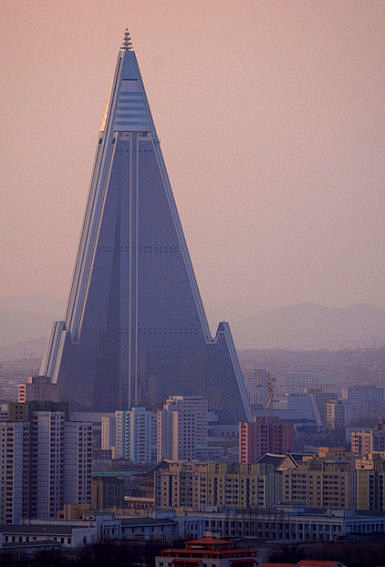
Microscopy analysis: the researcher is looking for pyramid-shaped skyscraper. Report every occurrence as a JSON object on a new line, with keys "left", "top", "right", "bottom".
{"left": 41, "top": 32, "right": 251, "bottom": 423}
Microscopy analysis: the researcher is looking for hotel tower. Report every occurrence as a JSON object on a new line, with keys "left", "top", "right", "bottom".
{"left": 41, "top": 32, "right": 251, "bottom": 424}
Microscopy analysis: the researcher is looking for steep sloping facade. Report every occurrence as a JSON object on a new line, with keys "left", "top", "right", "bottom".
{"left": 40, "top": 32, "right": 251, "bottom": 423}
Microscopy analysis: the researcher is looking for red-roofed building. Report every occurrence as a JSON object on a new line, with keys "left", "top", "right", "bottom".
{"left": 263, "top": 562, "right": 346, "bottom": 567}
{"left": 156, "top": 536, "right": 260, "bottom": 567}
{"left": 297, "top": 561, "right": 346, "bottom": 567}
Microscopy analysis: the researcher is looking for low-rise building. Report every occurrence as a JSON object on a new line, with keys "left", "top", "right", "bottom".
{"left": 92, "top": 475, "right": 125, "bottom": 511}
{"left": 121, "top": 517, "right": 177, "bottom": 541}
{"left": 17, "top": 375, "right": 59, "bottom": 403}
{"left": 156, "top": 536, "right": 260, "bottom": 567}
{"left": 201, "top": 508, "right": 385, "bottom": 543}
{"left": 0, "top": 523, "right": 97, "bottom": 549}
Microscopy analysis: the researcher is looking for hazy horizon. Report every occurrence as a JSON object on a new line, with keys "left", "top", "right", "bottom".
{"left": 2, "top": 295, "right": 385, "bottom": 353}
{"left": 1, "top": 1, "right": 384, "bottom": 328}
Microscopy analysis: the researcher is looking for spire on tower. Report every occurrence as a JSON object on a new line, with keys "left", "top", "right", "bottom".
{"left": 121, "top": 28, "right": 133, "bottom": 51}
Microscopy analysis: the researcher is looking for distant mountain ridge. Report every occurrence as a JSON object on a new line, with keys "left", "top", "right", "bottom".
{"left": 0, "top": 295, "right": 65, "bottom": 357}
{"left": 230, "top": 302, "right": 385, "bottom": 350}
{"left": 0, "top": 337, "right": 46, "bottom": 361}
{"left": 0, "top": 294, "right": 66, "bottom": 315}
{"left": 0, "top": 297, "right": 384, "bottom": 358}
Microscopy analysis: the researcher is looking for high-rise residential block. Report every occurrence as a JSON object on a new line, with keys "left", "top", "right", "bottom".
{"left": 312, "top": 391, "right": 338, "bottom": 427}
{"left": 0, "top": 402, "right": 92, "bottom": 522}
{"left": 30, "top": 410, "right": 65, "bottom": 520}
{"left": 115, "top": 407, "right": 156, "bottom": 463}
{"left": 243, "top": 370, "right": 270, "bottom": 411}
{"left": 157, "top": 396, "right": 208, "bottom": 462}
{"left": 64, "top": 421, "right": 93, "bottom": 506}
{"left": 239, "top": 416, "right": 294, "bottom": 464}
{"left": 325, "top": 400, "right": 347, "bottom": 430}
{"left": 0, "top": 422, "right": 30, "bottom": 524}
{"left": 40, "top": 31, "right": 251, "bottom": 424}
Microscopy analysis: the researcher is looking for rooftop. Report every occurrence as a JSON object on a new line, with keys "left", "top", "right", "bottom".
{"left": 0, "top": 525, "right": 74, "bottom": 534}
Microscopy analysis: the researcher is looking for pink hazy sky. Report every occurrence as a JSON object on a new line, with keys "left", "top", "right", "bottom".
{"left": 1, "top": 0, "right": 384, "bottom": 326}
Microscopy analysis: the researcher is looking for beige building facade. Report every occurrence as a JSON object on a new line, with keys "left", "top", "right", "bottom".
{"left": 155, "top": 461, "right": 279, "bottom": 510}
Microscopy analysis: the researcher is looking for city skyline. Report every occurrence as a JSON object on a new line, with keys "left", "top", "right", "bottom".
{"left": 1, "top": 1, "right": 385, "bottom": 330}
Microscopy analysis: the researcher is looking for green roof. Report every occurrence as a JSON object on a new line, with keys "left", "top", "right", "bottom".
{"left": 92, "top": 471, "right": 133, "bottom": 477}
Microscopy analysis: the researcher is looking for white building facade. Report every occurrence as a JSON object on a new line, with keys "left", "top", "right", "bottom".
{"left": 64, "top": 421, "right": 93, "bottom": 506}
{"left": 0, "top": 422, "right": 30, "bottom": 524}
{"left": 157, "top": 396, "right": 208, "bottom": 462}
{"left": 115, "top": 407, "right": 157, "bottom": 463}
{"left": 0, "top": 405, "right": 93, "bottom": 523}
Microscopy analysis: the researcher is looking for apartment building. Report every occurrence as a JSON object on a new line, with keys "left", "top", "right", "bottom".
{"left": 0, "top": 402, "right": 92, "bottom": 522}
{"left": 115, "top": 407, "right": 157, "bottom": 463}
{"left": 325, "top": 401, "right": 347, "bottom": 430}
{"left": 281, "top": 448, "right": 355, "bottom": 509}
{"left": 101, "top": 415, "right": 116, "bottom": 454}
{"left": 351, "top": 422, "right": 385, "bottom": 458}
{"left": 155, "top": 461, "right": 279, "bottom": 510}
{"left": 239, "top": 416, "right": 294, "bottom": 463}
{"left": 157, "top": 396, "right": 208, "bottom": 462}
{"left": 0, "top": 422, "right": 30, "bottom": 524}
{"left": 18, "top": 375, "right": 59, "bottom": 404}
{"left": 64, "top": 421, "right": 93, "bottom": 506}
{"left": 351, "top": 430, "right": 374, "bottom": 458}
{"left": 30, "top": 410, "right": 66, "bottom": 520}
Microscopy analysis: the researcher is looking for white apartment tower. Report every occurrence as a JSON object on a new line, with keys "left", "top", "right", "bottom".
{"left": 0, "top": 403, "right": 93, "bottom": 522}
{"left": 115, "top": 407, "right": 157, "bottom": 463}
{"left": 31, "top": 410, "right": 65, "bottom": 520}
{"left": 30, "top": 408, "right": 93, "bottom": 520}
{"left": 157, "top": 396, "right": 208, "bottom": 462}
{"left": 64, "top": 421, "right": 93, "bottom": 505}
{"left": 0, "top": 422, "right": 30, "bottom": 524}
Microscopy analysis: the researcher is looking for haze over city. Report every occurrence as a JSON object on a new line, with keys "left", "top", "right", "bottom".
{"left": 3, "top": 6, "right": 385, "bottom": 562}
{"left": 1, "top": 0, "right": 384, "bottom": 333}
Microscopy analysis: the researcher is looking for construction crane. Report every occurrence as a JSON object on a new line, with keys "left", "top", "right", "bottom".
{"left": 244, "top": 369, "right": 276, "bottom": 412}
{"left": 263, "top": 371, "right": 275, "bottom": 408}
